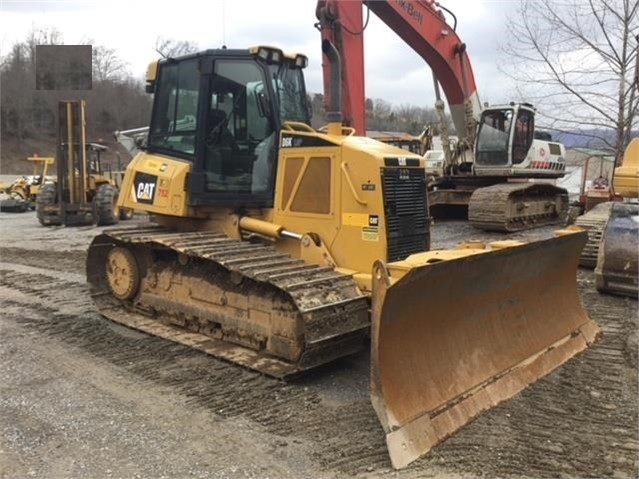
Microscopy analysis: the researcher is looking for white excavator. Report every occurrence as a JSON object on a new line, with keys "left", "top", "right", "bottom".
{"left": 317, "top": 0, "right": 570, "bottom": 232}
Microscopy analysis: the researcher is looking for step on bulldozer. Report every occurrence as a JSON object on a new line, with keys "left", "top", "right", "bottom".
{"left": 86, "top": 46, "right": 599, "bottom": 469}
{"left": 37, "top": 100, "right": 134, "bottom": 226}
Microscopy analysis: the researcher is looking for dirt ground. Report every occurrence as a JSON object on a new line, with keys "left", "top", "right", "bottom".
{"left": 0, "top": 211, "right": 637, "bottom": 479}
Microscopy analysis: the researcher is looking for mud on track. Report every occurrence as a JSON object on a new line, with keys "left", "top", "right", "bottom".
{"left": 0, "top": 211, "right": 637, "bottom": 478}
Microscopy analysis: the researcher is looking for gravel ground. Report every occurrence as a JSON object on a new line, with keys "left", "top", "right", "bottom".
{"left": 0, "top": 210, "right": 637, "bottom": 479}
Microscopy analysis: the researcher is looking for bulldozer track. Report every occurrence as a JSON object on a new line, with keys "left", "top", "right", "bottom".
{"left": 469, "top": 183, "right": 569, "bottom": 232}
{"left": 87, "top": 224, "right": 370, "bottom": 378}
{"left": 575, "top": 202, "right": 613, "bottom": 268}
{"left": 0, "top": 245, "right": 637, "bottom": 477}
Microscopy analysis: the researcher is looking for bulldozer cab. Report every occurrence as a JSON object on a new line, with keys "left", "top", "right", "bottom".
{"left": 145, "top": 46, "right": 310, "bottom": 208}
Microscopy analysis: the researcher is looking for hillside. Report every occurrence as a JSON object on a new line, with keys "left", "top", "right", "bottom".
{"left": 1, "top": 132, "right": 133, "bottom": 175}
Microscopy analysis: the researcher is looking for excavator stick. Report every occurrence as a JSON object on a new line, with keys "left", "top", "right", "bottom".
{"left": 370, "top": 231, "right": 599, "bottom": 469}
{"left": 595, "top": 202, "right": 639, "bottom": 297}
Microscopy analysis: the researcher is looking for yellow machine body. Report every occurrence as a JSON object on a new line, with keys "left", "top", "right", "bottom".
{"left": 613, "top": 138, "right": 639, "bottom": 198}
{"left": 110, "top": 125, "right": 599, "bottom": 466}
{"left": 117, "top": 128, "right": 430, "bottom": 291}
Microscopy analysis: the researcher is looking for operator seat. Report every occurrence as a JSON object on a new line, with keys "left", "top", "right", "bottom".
{"left": 205, "top": 109, "right": 239, "bottom": 188}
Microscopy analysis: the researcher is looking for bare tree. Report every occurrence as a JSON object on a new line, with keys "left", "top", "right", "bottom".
{"left": 154, "top": 37, "right": 199, "bottom": 58}
{"left": 500, "top": 0, "right": 638, "bottom": 164}
{"left": 92, "top": 45, "right": 128, "bottom": 82}
{"left": 25, "top": 27, "right": 63, "bottom": 65}
{"left": 1, "top": 31, "right": 152, "bottom": 168}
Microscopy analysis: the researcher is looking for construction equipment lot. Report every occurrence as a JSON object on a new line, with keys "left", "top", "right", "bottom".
{"left": 0, "top": 211, "right": 637, "bottom": 479}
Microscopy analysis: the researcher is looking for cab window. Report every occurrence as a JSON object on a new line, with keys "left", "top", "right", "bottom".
{"left": 512, "top": 109, "right": 534, "bottom": 164}
{"left": 204, "top": 60, "right": 276, "bottom": 195}
{"left": 148, "top": 59, "right": 199, "bottom": 156}
{"left": 476, "top": 109, "right": 513, "bottom": 166}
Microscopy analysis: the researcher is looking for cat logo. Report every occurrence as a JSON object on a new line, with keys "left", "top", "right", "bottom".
{"left": 137, "top": 183, "right": 156, "bottom": 200}
{"left": 132, "top": 172, "right": 158, "bottom": 204}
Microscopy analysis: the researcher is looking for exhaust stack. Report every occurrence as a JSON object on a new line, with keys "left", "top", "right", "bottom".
{"left": 321, "top": 39, "right": 343, "bottom": 136}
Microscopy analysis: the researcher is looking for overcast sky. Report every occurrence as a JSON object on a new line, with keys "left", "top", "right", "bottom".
{"left": 0, "top": 0, "right": 515, "bottom": 108}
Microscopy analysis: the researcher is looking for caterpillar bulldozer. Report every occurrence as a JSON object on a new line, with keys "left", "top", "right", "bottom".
{"left": 86, "top": 44, "right": 599, "bottom": 468}
{"left": 37, "top": 100, "right": 134, "bottom": 226}
{"left": 316, "top": 0, "right": 569, "bottom": 232}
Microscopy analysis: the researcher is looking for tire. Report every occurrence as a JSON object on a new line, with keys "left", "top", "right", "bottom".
{"left": 36, "top": 183, "right": 61, "bottom": 226}
{"left": 119, "top": 207, "right": 134, "bottom": 221}
{"left": 94, "top": 184, "right": 120, "bottom": 226}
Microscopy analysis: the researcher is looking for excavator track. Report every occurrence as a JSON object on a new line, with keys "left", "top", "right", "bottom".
{"left": 468, "top": 183, "right": 569, "bottom": 232}
{"left": 86, "top": 224, "right": 370, "bottom": 379}
{"left": 574, "top": 202, "right": 614, "bottom": 268}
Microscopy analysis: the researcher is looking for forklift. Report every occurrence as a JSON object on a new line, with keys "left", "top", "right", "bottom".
{"left": 36, "top": 100, "right": 133, "bottom": 226}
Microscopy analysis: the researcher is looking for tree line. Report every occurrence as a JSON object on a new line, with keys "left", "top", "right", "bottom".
{"left": 0, "top": 29, "right": 440, "bottom": 159}
{"left": 2, "top": 0, "right": 636, "bottom": 167}
{"left": 1, "top": 29, "right": 152, "bottom": 147}
{"left": 308, "top": 94, "right": 440, "bottom": 135}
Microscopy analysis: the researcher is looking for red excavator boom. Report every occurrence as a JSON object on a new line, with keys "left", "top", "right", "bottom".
{"left": 315, "top": 0, "right": 480, "bottom": 140}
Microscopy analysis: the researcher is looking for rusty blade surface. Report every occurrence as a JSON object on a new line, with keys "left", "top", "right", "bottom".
{"left": 370, "top": 231, "right": 600, "bottom": 469}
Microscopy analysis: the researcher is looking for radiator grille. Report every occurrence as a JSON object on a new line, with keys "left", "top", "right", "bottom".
{"left": 381, "top": 167, "right": 430, "bottom": 262}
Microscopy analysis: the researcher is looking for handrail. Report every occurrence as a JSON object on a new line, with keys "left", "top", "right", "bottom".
{"left": 341, "top": 162, "right": 367, "bottom": 206}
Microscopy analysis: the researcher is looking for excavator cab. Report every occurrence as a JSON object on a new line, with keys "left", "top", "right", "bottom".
{"left": 475, "top": 104, "right": 534, "bottom": 167}
{"left": 145, "top": 46, "right": 309, "bottom": 207}
{"left": 474, "top": 103, "right": 566, "bottom": 177}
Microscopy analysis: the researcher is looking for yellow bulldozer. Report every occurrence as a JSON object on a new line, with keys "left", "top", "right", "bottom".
{"left": 0, "top": 156, "right": 55, "bottom": 212}
{"left": 86, "top": 45, "right": 599, "bottom": 468}
{"left": 37, "top": 100, "right": 134, "bottom": 226}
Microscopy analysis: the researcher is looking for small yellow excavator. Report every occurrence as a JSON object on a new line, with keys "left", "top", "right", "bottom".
{"left": 86, "top": 46, "right": 598, "bottom": 468}
{"left": 594, "top": 138, "right": 639, "bottom": 296}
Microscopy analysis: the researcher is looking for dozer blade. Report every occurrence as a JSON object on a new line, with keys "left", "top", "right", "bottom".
{"left": 370, "top": 231, "right": 599, "bottom": 469}
{"left": 595, "top": 202, "right": 639, "bottom": 297}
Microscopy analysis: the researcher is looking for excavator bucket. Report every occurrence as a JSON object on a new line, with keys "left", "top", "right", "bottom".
{"left": 595, "top": 202, "right": 639, "bottom": 297}
{"left": 370, "top": 231, "right": 599, "bottom": 469}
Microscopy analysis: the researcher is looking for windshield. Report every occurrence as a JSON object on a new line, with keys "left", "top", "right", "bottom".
{"left": 269, "top": 63, "right": 308, "bottom": 124}
{"left": 475, "top": 109, "right": 513, "bottom": 166}
{"left": 148, "top": 59, "right": 199, "bottom": 156}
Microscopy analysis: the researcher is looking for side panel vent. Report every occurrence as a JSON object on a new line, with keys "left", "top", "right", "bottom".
{"left": 381, "top": 168, "right": 429, "bottom": 262}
